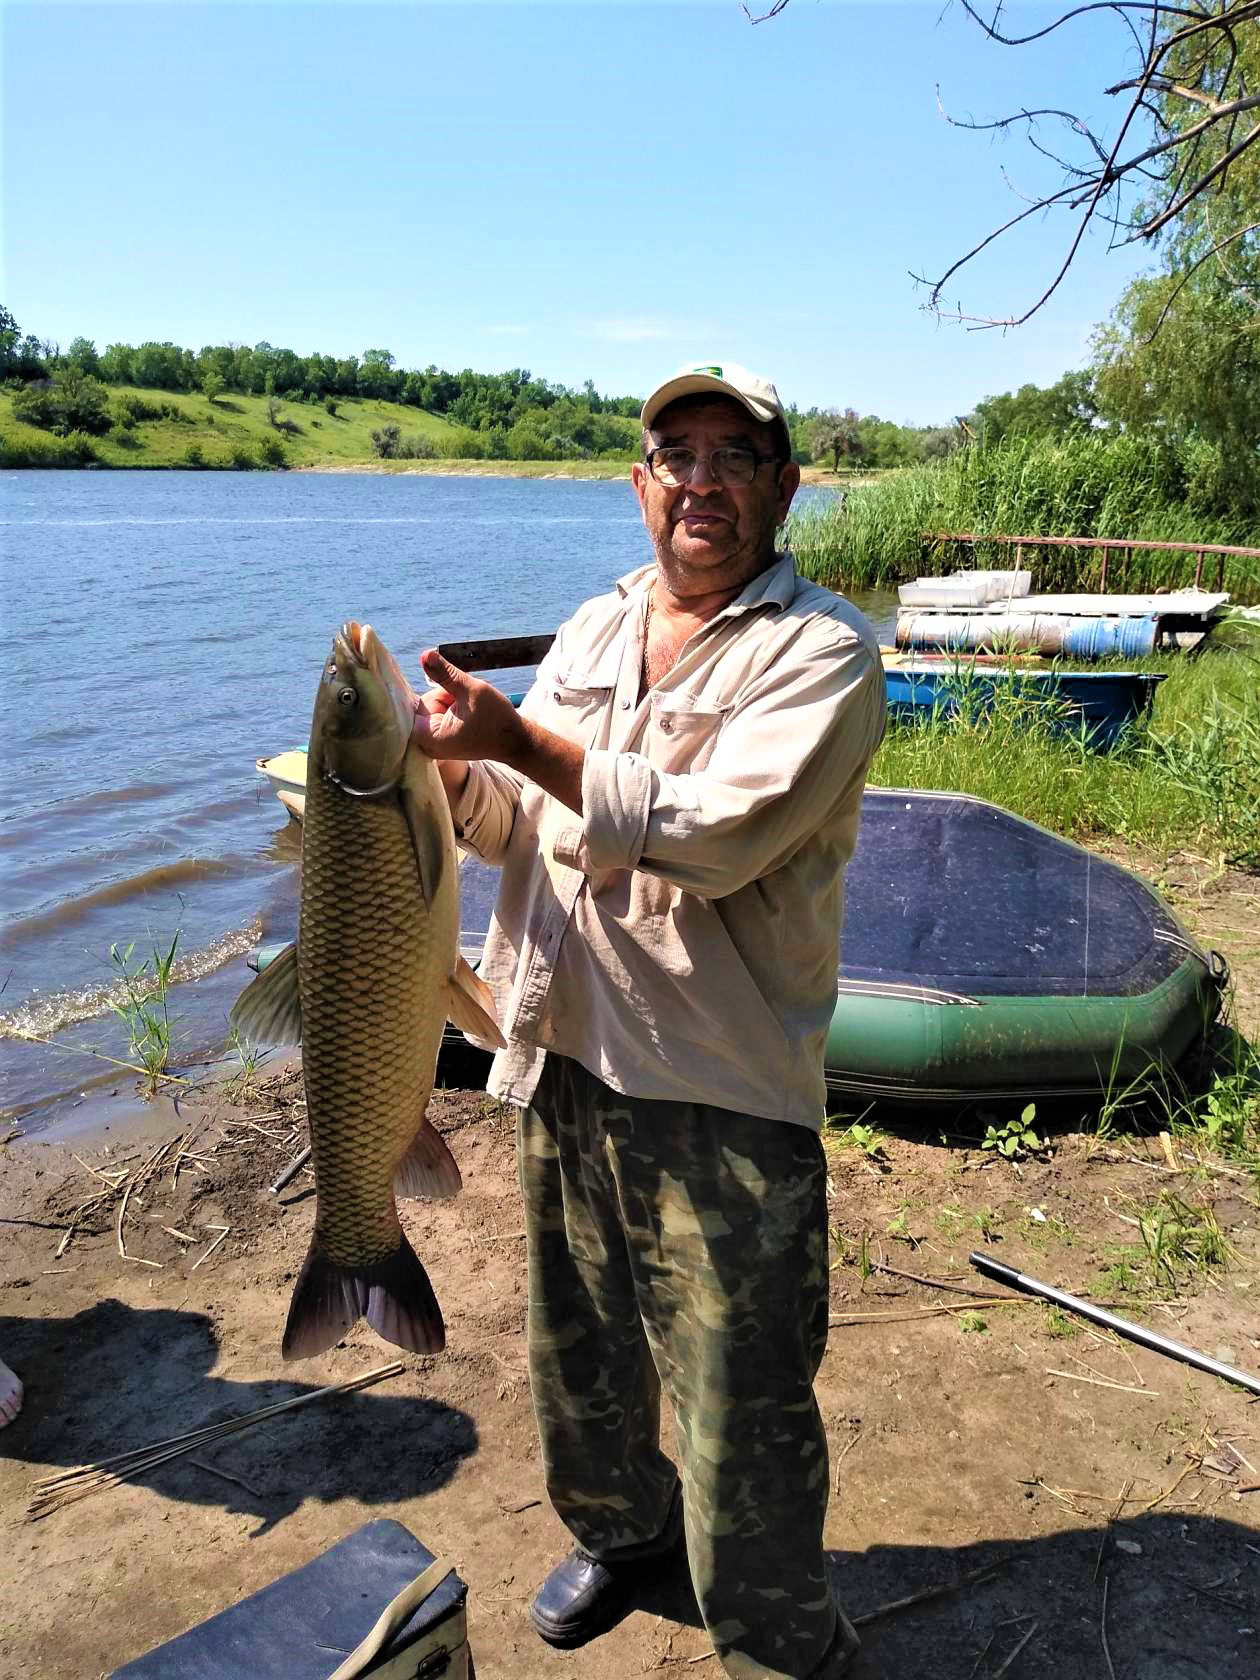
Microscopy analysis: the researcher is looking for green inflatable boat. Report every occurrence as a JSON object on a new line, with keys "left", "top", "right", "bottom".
{"left": 818, "top": 789, "right": 1224, "bottom": 1102}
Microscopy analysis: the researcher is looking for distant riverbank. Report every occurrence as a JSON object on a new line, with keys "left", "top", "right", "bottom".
{"left": 0, "top": 383, "right": 858, "bottom": 485}
{"left": 300, "top": 458, "right": 851, "bottom": 486}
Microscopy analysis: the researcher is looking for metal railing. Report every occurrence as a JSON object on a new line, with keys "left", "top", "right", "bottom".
{"left": 923, "top": 531, "right": 1260, "bottom": 592}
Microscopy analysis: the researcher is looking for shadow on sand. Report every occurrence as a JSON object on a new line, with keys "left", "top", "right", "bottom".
{"left": 636, "top": 1512, "right": 1257, "bottom": 1679}
{"left": 1, "top": 1300, "right": 475, "bottom": 1537}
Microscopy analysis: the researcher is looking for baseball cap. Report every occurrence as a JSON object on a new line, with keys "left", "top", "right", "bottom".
{"left": 640, "top": 361, "right": 787, "bottom": 432}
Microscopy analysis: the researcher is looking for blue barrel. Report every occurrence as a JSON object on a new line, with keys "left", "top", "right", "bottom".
{"left": 1058, "top": 616, "right": 1160, "bottom": 659}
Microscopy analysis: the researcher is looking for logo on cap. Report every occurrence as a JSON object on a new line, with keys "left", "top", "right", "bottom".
{"left": 692, "top": 365, "right": 723, "bottom": 377}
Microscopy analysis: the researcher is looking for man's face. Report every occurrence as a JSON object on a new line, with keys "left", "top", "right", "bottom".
{"left": 630, "top": 395, "right": 800, "bottom": 596}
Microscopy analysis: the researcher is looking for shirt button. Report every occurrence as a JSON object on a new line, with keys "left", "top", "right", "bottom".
{"left": 620, "top": 699, "right": 631, "bottom": 710}
{"left": 659, "top": 717, "right": 673, "bottom": 734}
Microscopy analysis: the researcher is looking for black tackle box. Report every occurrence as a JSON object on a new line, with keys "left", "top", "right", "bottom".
{"left": 109, "top": 1519, "right": 469, "bottom": 1679}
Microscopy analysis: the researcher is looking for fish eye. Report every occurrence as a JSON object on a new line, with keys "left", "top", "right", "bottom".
{"left": 337, "top": 687, "right": 357, "bottom": 706}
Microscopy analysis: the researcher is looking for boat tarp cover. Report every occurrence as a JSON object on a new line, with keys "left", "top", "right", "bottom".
{"left": 842, "top": 791, "right": 1188, "bottom": 999}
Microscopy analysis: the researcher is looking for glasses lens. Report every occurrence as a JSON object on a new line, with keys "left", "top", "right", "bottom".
{"left": 650, "top": 448, "right": 695, "bottom": 487}
{"left": 711, "top": 447, "right": 758, "bottom": 486}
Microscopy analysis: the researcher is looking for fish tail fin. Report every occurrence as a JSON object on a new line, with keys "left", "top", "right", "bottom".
{"left": 282, "top": 1234, "right": 446, "bottom": 1361}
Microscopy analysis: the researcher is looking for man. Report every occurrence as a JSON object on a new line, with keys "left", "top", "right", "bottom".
{"left": 412, "top": 361, "right": 885, "bottom": 1680}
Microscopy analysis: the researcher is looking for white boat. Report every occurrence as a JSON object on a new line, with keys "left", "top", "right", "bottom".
{"left": 256, "top": 751, "right": 307, "bottom": 820}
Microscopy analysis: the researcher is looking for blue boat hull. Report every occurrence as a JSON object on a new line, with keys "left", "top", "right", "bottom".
{"left": 882, "top": 666, "right": 1165, "bottom": 748}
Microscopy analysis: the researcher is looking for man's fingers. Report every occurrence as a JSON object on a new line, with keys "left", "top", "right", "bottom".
{"left": 420, "top": 648, "right": 471, "bottom": 694}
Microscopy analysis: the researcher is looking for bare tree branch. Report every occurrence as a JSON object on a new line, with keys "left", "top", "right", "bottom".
{"left": 754, "top": 0, "right": 1258, "bottom": 330}
{"left": 921, "top": 2, "right": 1260, "bottom": 327}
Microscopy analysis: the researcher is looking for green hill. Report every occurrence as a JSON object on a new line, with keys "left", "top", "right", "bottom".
{"left": 0, "top": 384, "right": 639, "bottom": 475}
{"left": 0, "top": 385, "right": 477, "bottom": 470}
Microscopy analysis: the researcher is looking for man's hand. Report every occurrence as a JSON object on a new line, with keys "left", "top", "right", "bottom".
{"left": 412, "top": 650, "right": 527, "bottom": 764}
{"left": 412, "top": 648, "right": 586, "bottom": 817}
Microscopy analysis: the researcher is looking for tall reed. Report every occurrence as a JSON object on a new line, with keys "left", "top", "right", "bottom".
{"left": 791, "top": 433, "right": 1260, "bottom": 601}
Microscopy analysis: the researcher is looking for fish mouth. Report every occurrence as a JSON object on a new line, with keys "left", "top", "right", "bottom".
{"left": 336, "top": 620, "right": 370, "bottom": 669}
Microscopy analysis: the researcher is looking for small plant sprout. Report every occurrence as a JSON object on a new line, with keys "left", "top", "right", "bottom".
{"left": 841, "top": 1120, "right": 888, "bottom": 1161}
{"left": 108, "top": 931, "right": 181, "bottom": 1096}
{"left": 958, "top": 1312, "right": 989, "bottom": 1334}
{"left": 982, "top": 1104, "right": 1045, "bottom": 1161}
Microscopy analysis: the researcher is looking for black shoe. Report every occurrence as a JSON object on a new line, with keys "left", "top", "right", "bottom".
{"left": 529, "top": 1498, "right": 685, "bottom": 1649}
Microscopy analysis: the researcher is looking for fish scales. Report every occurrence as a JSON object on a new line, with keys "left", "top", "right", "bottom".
{"left": 300, "top": 765, "right": 447, "bottom": 1269}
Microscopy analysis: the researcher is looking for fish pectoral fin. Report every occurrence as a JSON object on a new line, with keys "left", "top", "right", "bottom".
{"left": 396, "top": 1118, "right": 462, "bottom": 1200}
{"left": 230, "top": 941, "right": 302, "bottom": 1046}
{"left": 282, "top": 1235, "right": 445, "bottom": 1361}
{"left": 399, "top": 779, "right": 448, "bottom": 910}
{"left": 446, "top": 956, "right": 506, "bottom": 1049}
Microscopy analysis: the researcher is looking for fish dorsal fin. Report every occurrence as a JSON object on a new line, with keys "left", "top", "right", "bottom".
{"left": 446, "top": 955, "right": 506, "bottom": 1049}
{"left": 395, "top": 1118, "right": 463, "bottom": 1200}
{"left": 399, "top": 777, "right": 448, "bottom": 910}
{"left": 230, "top": 941, "right": 303, "bottom": 1046}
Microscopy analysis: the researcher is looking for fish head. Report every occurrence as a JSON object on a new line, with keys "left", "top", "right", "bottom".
{"left": 310, "top": 621, "right": 416, "bottom": 794}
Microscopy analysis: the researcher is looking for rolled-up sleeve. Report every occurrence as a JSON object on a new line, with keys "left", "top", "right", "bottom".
{"left": 450, "top": 633, "right": 573, "bottom": 865}
{"left": 580, "top": 633, "right": 884, "bottom": 898}
{"left": 452, "top": 759, "right": 525, "bottom": 866}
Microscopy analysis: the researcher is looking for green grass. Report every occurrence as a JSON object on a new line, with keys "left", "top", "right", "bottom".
{"left": 790, "top": 432, "right": 1260, "bottom": 601}
{"left": 0, "top": 385, "right": 638, "bottom": 474}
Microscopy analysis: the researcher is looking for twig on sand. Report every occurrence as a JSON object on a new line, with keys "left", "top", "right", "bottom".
{"left": 115, "top": 1177, "right": 161, "bottom": 1268}
{"left": 1100, "top": 1579, "right": 1117, "bottom": 1680}
{"left": 829, "top": 1300, "right": 1032, "bottom": 1326}
{"left": 1094, "top": 1479, "right": 1134, "bottom": 1582}
{"left": 188, "top": 1458, "right": 265, "bottom": 1498}
{"left": 1144, "top": 1459, "right": 1200, "bottom": 1513}
{"left": 1046, "top": 1368, "right": 1159, "bottom": 1397}
{"left": 27, "top": 1361, "right": 404, "bottom": 1520}
{"left": 873, "top": 1261, "right": 1006, "bottom": 1300}
{"left": 190, "top": 1225, "right": 230, "bottom": 1271}
{"left": 852, "top": 1557, "right": 1014, "bottom": 1627}
{"left": 833, "top": 1430, "right": 863, "bottom": 1494}
{"left": 992, "top": 1620, "right": 1039, "bottom": 1679}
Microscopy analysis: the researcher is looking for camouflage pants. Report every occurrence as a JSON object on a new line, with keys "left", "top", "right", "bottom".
{"left": 519, "top": 1053, "right": 837, "bottom": 1680}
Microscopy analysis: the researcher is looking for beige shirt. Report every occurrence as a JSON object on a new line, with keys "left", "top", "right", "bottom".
{"left": 453, "top": 551, "right": 886, "bottom": 1128}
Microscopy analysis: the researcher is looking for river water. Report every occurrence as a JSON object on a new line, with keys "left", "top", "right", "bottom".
{"left": 0, "top": 470, "right": 893, "bottom": 1130}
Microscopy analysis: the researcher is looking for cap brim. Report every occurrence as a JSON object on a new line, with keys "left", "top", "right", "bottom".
{"left": 641, "top": 374, "right": 779, "bottom": 431}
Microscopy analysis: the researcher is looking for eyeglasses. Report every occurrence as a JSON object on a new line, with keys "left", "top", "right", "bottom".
{"left": 645, "top": 445, "right": 782, "bottom": 489}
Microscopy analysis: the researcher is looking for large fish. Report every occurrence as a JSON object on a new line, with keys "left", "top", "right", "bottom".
{"left": 232, "top": 622, "right": 503, "bottom": 1359}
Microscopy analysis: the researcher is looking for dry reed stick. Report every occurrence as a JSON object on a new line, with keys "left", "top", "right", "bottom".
{"left": 1046, "top": 1369, "right": 1159, "bottom": 1397}
{"left": 190, "top": 1225, "right": 230, "bottom": 1271}
{"left": 28, "top": 1361, "right": 404, "bottom": 1520}
{"left": 851, "top": 1558, "right": 1013, "bottom": 1627}
{"left": 1100, "top": 1579, "right": 1117, "bottom": 1680}
{"left": 992, "top": 1621, "right": 1039, "bottom": 1679}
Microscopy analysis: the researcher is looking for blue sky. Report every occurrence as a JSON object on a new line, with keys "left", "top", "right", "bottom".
{"left": 3, "top": 1, "right": 1159, "bottom": 422}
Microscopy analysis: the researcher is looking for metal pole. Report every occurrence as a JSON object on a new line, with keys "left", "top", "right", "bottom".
{"left": 269, "top": 1144, "right": 313, "bottom": 1195}
{"left": 969, "top": 1252, "right": 1260, "bottom": 1398}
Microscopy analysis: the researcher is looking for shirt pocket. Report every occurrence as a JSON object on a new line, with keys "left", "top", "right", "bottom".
{"left": 647, "top": 695, "right": 727, "bottom": 774}
{"left": 542, "top": 676, "right": 612, "bottom": 746}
